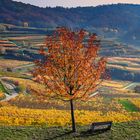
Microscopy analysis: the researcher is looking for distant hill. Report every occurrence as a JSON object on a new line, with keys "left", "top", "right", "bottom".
{"left": 0, "top": 0, "right": 140, "bottom": 29}
{"left": 1, "top": 0, "right": 140, "bottom": 46}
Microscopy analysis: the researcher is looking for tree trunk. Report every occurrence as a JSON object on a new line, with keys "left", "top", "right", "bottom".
{"left": 70, "top": 99, "right": 76, "bottom": 132}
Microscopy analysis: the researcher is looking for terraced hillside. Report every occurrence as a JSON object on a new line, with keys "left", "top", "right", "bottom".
{"left": 1, "top": 24, "right": 140, "bottom": 81}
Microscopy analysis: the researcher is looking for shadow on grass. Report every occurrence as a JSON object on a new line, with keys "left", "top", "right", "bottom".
{"left": 45, "top": 129, "right": 109, "bottom": 140}
{"left": 45, "top": 131, "right": 73, "bottom": 140}
{"left": 78, "top": 130, "right": 109, "bottom": 137}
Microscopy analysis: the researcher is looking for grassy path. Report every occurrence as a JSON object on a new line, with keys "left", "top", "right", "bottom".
{"left": 123, "top": 82, "right": 140, "bottom": 90}
{"left": 0, "top": 82, "right": 7, "bottom": 93}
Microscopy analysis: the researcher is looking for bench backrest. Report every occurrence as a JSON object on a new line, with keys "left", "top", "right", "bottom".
{"left": 91, "top": 121, "right": 112, "bottom": 132}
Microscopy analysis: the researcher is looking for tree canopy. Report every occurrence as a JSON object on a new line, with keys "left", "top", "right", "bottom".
{"left": 33, "top": 28, "right": 107, "bottom": 101}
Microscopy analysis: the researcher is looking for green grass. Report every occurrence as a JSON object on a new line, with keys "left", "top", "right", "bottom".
{"left": 0, "top": 81, "right": 11, "bottom": 97}
{"left": 0, "top": 82, "right": 6, "bottom": 100}
{"left": 0, "top": 82, "right": 7, "bottom": 93}
{"left": 0, "top": 70, "right": 30, "bottom": 79}
{"left": 0, "top": 121, "right": 139, "bottom": 140}
{"left": 119, "top": 99, "right": 139, "bottom": 112}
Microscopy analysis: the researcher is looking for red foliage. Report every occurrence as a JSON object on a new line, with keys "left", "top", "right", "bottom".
{"left": 33, "top": 28, "right": 107, "bottom": 101}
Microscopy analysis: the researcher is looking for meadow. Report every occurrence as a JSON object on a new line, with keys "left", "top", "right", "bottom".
{"left": 0, "top": 121, "right": 139, "bottom": 140}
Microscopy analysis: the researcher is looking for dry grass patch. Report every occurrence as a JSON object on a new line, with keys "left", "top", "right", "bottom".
{"left": 0, "top": 59, "right": 31, "bottom": 69}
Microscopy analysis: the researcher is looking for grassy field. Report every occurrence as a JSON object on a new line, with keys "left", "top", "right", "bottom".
{"left": 0, "top": 121, "right": 139, "bottom": 140}
{"left": 0, "top": 70, "right": 31, "bottom": 79}
{"left": 0, "top": 59, "right": 31, "bottom": 69}
{"left": 0, "top": 82, "right": 6, "bottom": 100}
{"left": 0, "top": 81, "right": 7, "bottom": 93}
{"left": 119, "top": 99, "right": 139, "bottom": 112}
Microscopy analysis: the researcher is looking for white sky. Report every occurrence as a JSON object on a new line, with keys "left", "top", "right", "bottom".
{"left": 14, "top": 0, "right": 140, "bottom": 7}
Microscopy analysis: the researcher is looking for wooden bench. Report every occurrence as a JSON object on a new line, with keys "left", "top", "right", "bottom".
{"left": 90, "top": 121, "right": 112, "bottom": 132}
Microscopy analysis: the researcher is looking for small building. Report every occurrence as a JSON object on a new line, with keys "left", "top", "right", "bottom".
{"left": 23, "top": 22, "right": 29, "bottom": 28}
{"left": 134, "top": 86, "right": 140, "bottom": 93}
{"left": 0, "top": 24, "right": 6, "bottom": 32}
{"left": 0, "top": 47, "right": 6, "bottom": 55}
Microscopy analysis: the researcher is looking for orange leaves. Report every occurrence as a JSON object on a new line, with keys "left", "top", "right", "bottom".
{"left": 33, "top": 28, "right": 107, "bottom": 101}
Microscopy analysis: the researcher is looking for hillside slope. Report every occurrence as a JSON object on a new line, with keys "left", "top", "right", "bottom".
{"left": 1, "top": 0, "right": 140, "bottom": 46}
{"left": 0, "top": 0, "right": 140, "bottom": 30}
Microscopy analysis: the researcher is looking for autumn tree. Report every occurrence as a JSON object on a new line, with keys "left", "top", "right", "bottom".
{"left": 33, "top": 28, "right": 107, "bottom": 132}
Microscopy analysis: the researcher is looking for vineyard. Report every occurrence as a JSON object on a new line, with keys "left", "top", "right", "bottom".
{"left": 0, "top": 79, "right": 139, "bottom": 127}
{"left": 0, "top": 106, "right": 139, "bottom": 126}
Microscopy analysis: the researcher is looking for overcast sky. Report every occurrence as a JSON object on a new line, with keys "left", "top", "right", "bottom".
{"left": 14, "top": 0, "right": 140, "bottom": 7}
